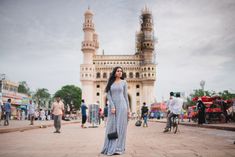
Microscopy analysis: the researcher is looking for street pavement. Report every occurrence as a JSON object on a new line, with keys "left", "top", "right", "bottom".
{"left": 0, "top": 119, "right": 80, "bottom": 134}
{"left": 0, "top": 120, "right": 234, "bottom": 157}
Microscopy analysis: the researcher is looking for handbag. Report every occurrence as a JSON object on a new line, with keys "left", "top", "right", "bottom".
{"left": 107, "top": 131, "right": 118, "bottom": 140}
{"left": 135, "top": 120, "right": 142, "bottom": 127}
{"left": 107, "top": 99, "right": 118, "bottom": 140}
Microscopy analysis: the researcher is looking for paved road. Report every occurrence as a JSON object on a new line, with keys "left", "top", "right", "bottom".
{"left": 0, "top": 121, "right": 234, "bottom": 157}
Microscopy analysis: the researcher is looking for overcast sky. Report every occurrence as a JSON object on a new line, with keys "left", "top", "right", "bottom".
{"left": 0, "top": 0, "right": 234, "bottom": 101}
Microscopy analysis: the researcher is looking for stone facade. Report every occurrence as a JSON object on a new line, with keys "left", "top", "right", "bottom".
{"left": 80, "top": 7, "right": 157, "bottom": 114}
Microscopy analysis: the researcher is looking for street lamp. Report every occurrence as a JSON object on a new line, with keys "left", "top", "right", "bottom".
{"left": 200, "top": 80, "right": 205, "bottom": 95}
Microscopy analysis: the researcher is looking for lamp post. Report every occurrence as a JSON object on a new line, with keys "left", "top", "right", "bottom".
{"left": 200, "top": 80, "right": 205, "bottom": 95}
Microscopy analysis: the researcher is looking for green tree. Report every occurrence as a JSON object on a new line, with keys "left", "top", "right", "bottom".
{"left": 33, "top": 88, "right": 51, "bottom": 108}
{"left": 218, "top": 90, "right": 235, "bottom": 100}
{"left": 54, "top": 85, "right": 82, "bottom": 112}
{"left": 18, "top": 81, "right": 30, "bottom": 95}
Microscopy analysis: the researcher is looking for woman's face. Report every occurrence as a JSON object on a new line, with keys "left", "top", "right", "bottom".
{"left": 115, "top": 68, "right": 123, "bottom": 78}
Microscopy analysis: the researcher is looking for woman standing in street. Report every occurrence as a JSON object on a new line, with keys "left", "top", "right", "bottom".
{"left": 197, "top": 97, "right": 206, "bottom": 125}
{"left": 101, "top": 66, "right": 129, "bottom": 155}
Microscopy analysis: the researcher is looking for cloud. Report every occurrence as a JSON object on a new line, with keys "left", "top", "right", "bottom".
{"left": 0, "top": 0, "right": 234, "bottom": 101}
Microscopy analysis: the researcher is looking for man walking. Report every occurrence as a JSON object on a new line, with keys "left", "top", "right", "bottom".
{"left": 81, "top": 99, "right": 88, "bottom": 128}
{"left": 4, "top": 99, "right": 11, "bottom": 126}
{"left": 51, "top": 95, "right": 64, "bottom": 133}
{"left": 141, "top": 102, "right": 149, "bottom": 127}
{"left": 28, "top": 100, "right": 35, "bottom": 125}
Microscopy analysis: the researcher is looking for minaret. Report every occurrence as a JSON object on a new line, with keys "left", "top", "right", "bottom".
{"left": 140, "top": 6, "right": 154, "bottom": 64}
{"left": 138, "top": 6, "right": 156, "bottom": 106}
{"left": 80, "top": 8, "right": 99, "bottom": 105}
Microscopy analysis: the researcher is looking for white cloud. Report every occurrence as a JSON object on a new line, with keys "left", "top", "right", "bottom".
{"left": 0, "top": 0, "right": 234, "bottom": 101}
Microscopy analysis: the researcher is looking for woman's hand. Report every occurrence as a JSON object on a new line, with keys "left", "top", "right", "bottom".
{"left": 111, "top": 108, "right": 116, "bottom": 114}
{"left": 127, "top": 112, "right": 131, "bottom": 120}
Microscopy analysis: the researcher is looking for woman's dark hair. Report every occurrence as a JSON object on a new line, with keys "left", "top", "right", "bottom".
{"left": 105, "top": 66, "right": 124, "bottom": 93}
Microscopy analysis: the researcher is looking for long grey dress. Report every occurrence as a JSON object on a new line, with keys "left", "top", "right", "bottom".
{"left": 101, "top": 80, "right": 129, "bottom": 155}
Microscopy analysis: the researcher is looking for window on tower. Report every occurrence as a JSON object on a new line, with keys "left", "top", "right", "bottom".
{"left": 123, "top": 72, "right": 127, "bottom": 78}
{"left": 136, "top": 92, "right": 140, "bottom": 96}
{"left": 136, "top": 72, "right": 140, "bottom": 78}
{"left": 103, "top": 73, "right": 107, "bottom": 78}
{"left": 129, "top": 72, "right": 133, "bottom": 78}
{"left": 96, "top": 92, "right": 100, "bottom": 96}
{"left": 96, "top": 72, "right": 100, "bottom": 78}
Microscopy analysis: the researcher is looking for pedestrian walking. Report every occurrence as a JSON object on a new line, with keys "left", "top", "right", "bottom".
{"left": 40, "top": 109, "right": 46, "bottom": 121}
{"left": 81, "top": 99, "right": 88, "bottom": 128}
{"left": 101, "top": 66, "right": 130, "bottom": 155}
{"left": 3, "top": 99, "right": 11, "bottom": 126}
{"left": 197, "top": 97, "right": 206, "bottom": 125}
{"left": 180, "top": 109, "right": 185, "bottom": 122}
{"left": 141, "top": 102, "right": 149, "bottom": 127}
{"left": 51, "top": 95, "right": 64, "bottom": 133}
{"left": 28, "top": 100, "right": 35, "bottom": 125}
{"left": 187, "top": 107, "right": 192, "bottom": 122}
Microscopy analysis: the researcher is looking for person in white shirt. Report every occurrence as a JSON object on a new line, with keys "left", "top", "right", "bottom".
{"left": 28, "top": 100, "right": 35, "bottom": 125}
{"left": 166, "top": 92, "right": 174, "bottom": 116}
{"left": 40, "top": 109, "right": 46, "bottom": 121}
{"left": 164, "top": 92, "right": 183, "bottom": 132}
{"left": 51, "top": 96, "right": 64, "bottom": 133}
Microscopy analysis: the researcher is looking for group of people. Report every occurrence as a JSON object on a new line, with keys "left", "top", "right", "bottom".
{"left": 0, "top": 98, "right": 11, "bottom": 126}
{"left": 0, "top": 99, "right": 53, "bottom": 126}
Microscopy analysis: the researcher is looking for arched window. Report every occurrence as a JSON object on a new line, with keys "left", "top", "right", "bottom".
{"left": 123, "top": 72, "right": 127, "bottom": 78}
{"left": 129, "top": 72, "right": 133, "bottom": 78}
{"left": 96, "top": 92, "right": 100, "bottom": 96}
{"left": 96, "top": 72, "right": 100, "bottom": 78}
{"left": 136, "top": 72, "right": 140, "bottom": 78}
{"left": 96, "top": 85, "right": 100, "bottom": 88}
{"left": 136, "top": 92, "right": 140, "bottom": 96}
{"left": 136, "top": 85, "right": 140, "bottom": 88}
{"left": 103, "top": 72, "right": 107, "bottom": 78}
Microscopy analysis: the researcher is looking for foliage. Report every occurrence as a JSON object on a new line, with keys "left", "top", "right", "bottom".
{"left": 18, "top": 81, "right": 30, "bottom": 95}
{"left": 54, "top": 85, "right": 82, "bottom": 112}
{"left": 218, "top": 90, "right": 235, "bottom": 100}
{"left": 33, "top": 88, "right": 51, "bottom": 108}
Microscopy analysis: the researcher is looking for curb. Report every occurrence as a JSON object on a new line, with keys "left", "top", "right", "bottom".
{"left": 0, "top": 121, "right": 80, "bottom": 134}
{"left": 149, "top": 120, "right": 235, "bottom": 132}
